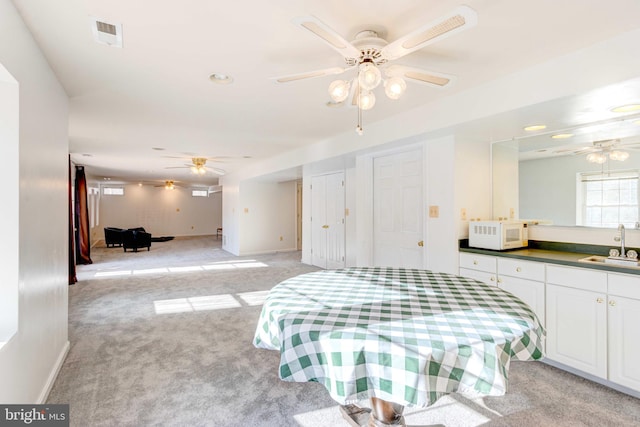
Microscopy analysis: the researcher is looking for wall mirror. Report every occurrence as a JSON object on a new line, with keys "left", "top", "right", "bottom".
{"left": 491, "top": 78, "right": 640, "bottom": 228}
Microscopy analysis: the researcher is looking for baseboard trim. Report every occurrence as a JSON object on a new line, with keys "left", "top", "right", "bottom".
{"left": 37, "top": 340, "right": 70, "bottom": 404}
{"left": 543, "top": 358, "right": 640, "bottom": 399}
{"left": 239, "top": 248, "right": 299, "bottom": 256}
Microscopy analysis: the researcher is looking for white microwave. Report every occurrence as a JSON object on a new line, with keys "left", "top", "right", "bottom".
{"left": 468, "top": 220, "right": 528, "bottom": 250}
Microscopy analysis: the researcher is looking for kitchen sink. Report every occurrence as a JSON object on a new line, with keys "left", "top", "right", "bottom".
{"left": 578, "top": 255, "right": 640, "bottom": 268}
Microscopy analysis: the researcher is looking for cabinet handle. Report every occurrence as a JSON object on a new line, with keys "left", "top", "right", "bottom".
{"left": 609, "top": 300, "right": 616, "bottom": 307}
{"left": 418, "top": 241, "right": 424, "bottom": 247}
{"left": 516, "top": 267, "right": 522, "bottom": 272}
{"left": 596, "top": 298, "right": 604, "bottom": 304}
{"left": 322, "top": 225, "right": 329, "bottom": 229}
{"left": 497, "top": 278, "right": 502, "bottom": 284}
{"left": 490, "top": 276, "right": 495, "bottom": 282}
{"left": 473, "top": 260, "right": 478, "bottom": 265}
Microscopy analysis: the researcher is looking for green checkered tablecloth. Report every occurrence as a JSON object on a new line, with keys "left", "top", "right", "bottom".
{"left": 254, "top": 267, "right": 545, "bottom": 408}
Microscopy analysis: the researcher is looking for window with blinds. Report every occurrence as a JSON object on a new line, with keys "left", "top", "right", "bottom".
{"left": 577, "top": 170, "right": 639, "bottom": 228}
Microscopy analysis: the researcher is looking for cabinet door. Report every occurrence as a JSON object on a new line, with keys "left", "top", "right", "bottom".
{"left": 499, "top": 276, "right": 545, "bottom": 326}
{"left": 608, "top": 295, "right": 640, "bottom": 391}
{"left": 546, "top": 284, "right": 607, "bottom": 378}
{"left": 459, "top": 268, "right": 497, "bottom": 287}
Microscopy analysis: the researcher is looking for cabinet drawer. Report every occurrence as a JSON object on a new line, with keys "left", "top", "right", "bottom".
{"left": 497, "top": 258, "right": 545, "bottom": 281}
{"left": 459, "top": 253, "right": 497, "bottom": 273}
{"left": 546, "top": 264, "right": 607, "bottom": 293}
{"left": 608, "top": 273, "right": 640, "bottom": 300}
{"left": 459, "top": 268, "right": 497, "bottom": 286}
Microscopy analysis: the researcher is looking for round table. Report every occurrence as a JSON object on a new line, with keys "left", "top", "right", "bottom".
{"left": 254, "top": 267, "right": 545, "bottom": 426}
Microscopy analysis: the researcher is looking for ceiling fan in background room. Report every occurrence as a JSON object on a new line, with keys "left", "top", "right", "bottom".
{"left": 273, "top": 5, "right": 478, "bottom": 134}
{"left": 164, "top": 157, "right": 227, "bottom": 176}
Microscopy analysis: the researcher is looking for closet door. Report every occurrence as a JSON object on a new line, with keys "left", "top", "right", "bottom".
{"left": 311, "top": 172, "right": 345, "bottom": 269}
{"left": 325, "top": 172, "right": 345, "bottom": 269}
{"left": 373, "top": 149, "right": 423, "bottom": 268}
{"left": 311, "top": 175, "right": 328, "bottom": 268}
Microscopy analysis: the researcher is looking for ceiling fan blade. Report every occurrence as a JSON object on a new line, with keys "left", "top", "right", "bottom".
{"left": 385, "top": 64, "right": 455, "bottom": 88}
{"left": 292, "top": 15, "right": 361, "bottom": 59}
{"left": 381, "top": 5, "right": 478, "bottom": 61}
{"left": 206, "top": 166, "right": 226, "bottom": 176}
{"left": 272, "top": 66, "right": 350, "bottom": 84}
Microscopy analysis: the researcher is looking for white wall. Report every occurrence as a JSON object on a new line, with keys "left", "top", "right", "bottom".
{"left": 424, "top": 136, "right": 458, "bottom": 274}
{"left": 99, "top": 183, "right": 221, "bottom": 238}
{"left": 237, "top": 180, "right": 298, "bottom": 255}
{"left": 0, "top": 59, "right": 19, "bottom": 349}
{"left": 0, "top": 1, "right": 70, "bottom": 403}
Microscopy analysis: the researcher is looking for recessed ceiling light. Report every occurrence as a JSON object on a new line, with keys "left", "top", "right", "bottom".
{"left": 551, "top": 133, "right": 574, "bottom": 139}
{"left": 524, "top": 124, "right": 546, "bottom": 131}
{"left": 611, "top": 104, "right": 640, "bottom": 113}
{"left": 209, "top": 73, "right": 234, "bottom": 84}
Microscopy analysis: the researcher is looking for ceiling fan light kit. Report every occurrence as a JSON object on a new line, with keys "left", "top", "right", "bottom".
{"left": 277, "top": 5, "right": 478, "bottom": 135}
{"left": 586, "top": 139, "right": 630, "bottom": 164}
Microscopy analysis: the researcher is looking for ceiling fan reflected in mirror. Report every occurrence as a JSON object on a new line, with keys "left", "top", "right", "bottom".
{"left": 273, "top": 5, "right": 478, "bottom": 134}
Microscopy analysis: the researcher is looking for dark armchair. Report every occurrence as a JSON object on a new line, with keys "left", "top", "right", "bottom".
{"left": 123, "top": 228, "right": 152, "bottom": 252}
{"left": 104, "top": 227, "right": 125, "bottom": 248}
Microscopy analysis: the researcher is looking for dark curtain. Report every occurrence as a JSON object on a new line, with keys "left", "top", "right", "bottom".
{"left": 74, "top": 165, "right": 92, "bottom": 265}
{"left": 69, "top": 157, "right": 77, "bottom": 284}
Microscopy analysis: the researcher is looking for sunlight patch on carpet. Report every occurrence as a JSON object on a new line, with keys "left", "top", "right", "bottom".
{"left": 236, "top": 290, "right": 270, "bottom": 306}
{"left": 154, "top": 294, "right": 241, "bottom": 314}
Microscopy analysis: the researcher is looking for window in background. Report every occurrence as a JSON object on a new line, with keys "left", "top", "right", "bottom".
{"left": 103, "top": 186, "right": 124, "bottom": 196}
{"left": 192, "top": 189, "right": 208, "bottom": 197}
{"left": 577, "top": 170, "right": 639, "bottom": 228}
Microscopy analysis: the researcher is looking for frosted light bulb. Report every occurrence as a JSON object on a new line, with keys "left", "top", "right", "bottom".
{"left": 328, "top": 80, "right": 350, "bottom": 103}
{"left": 358, "top": 63, "right": 381, "bottom": 91}
{"left": 358, "top": 91, "right": 376, "bottom": 110}
{"left": 384, "top": 77, "right": 407, "bottom": 100}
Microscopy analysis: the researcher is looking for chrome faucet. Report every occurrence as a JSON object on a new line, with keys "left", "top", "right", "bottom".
{"left": 614, "top": 224, "right": 626, "bottom": 257}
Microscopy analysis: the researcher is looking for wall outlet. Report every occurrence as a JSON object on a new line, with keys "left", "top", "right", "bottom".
{"left": 429, "top": 205, "right": 439, "bottom": 218}
{"left": 510, "top": 207, "right": 515, "bottom": 219}
{"left": 460, "top": 208, "right": 467, "bottom": 220}
{"left": 279, "top": 236, "right": 283, "bottom": 241}
{"left": 244, "top": 208, "right": 249, "bottom": 214}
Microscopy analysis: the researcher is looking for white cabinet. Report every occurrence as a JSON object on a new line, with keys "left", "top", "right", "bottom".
{"left": 546, "top": 265, "right": 608, "bottom": 379}
{"left": 607, "top": 273, "right": 640, "bottom": 391}
{"left": 460, "top": 252, "right": 640, "bottom": 394}
{"left": 459, "top": 253, "right": 497, "bottom": 285}
{"left": 496, "top": 258, "right": 546, "bottom": 326}
{"left": 459, "top": 253, "right": 545, "bottom": 325}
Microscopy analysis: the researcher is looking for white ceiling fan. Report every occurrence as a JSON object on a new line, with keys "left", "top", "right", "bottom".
{"left": 164, "top": 157, "right": 227, "bottom": 176}
{"left": 273, "top": 5, "right": 478, "bottom": 133}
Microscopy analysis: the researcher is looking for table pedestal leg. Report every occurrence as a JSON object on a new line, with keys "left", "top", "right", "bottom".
{"left": 369, "top": 397, "right": 405, "bottom": 426}
{"left": 339, "top": 398, "right": 405, "bottom": 427}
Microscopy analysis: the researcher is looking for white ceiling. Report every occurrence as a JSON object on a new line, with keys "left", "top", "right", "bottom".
{"left": 11, "top": 0, "right": 640, "bottom": 185}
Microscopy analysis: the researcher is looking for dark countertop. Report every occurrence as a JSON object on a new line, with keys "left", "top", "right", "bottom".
{"left": 459, "top": 242, "right": 640, "bottom": 276}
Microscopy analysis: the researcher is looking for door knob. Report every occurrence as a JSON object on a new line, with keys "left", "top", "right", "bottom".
{"left": 418, "top": 241, "right": 424, "bottom": 247}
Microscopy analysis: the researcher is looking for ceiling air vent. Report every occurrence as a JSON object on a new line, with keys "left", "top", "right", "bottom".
{"left": 89, "top": 16, "right": 123, "bottom": 48}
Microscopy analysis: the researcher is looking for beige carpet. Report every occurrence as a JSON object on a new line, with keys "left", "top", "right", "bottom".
{"left": 47, "top": 236, "right": 640, "bottom": 426}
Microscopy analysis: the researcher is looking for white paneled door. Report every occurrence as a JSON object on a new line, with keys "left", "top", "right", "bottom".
{"left": 311, "top": 172, "right": 345, "bottom": 269}
{"left": 373, "top": 149, "right": 423, "bottom": 268}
